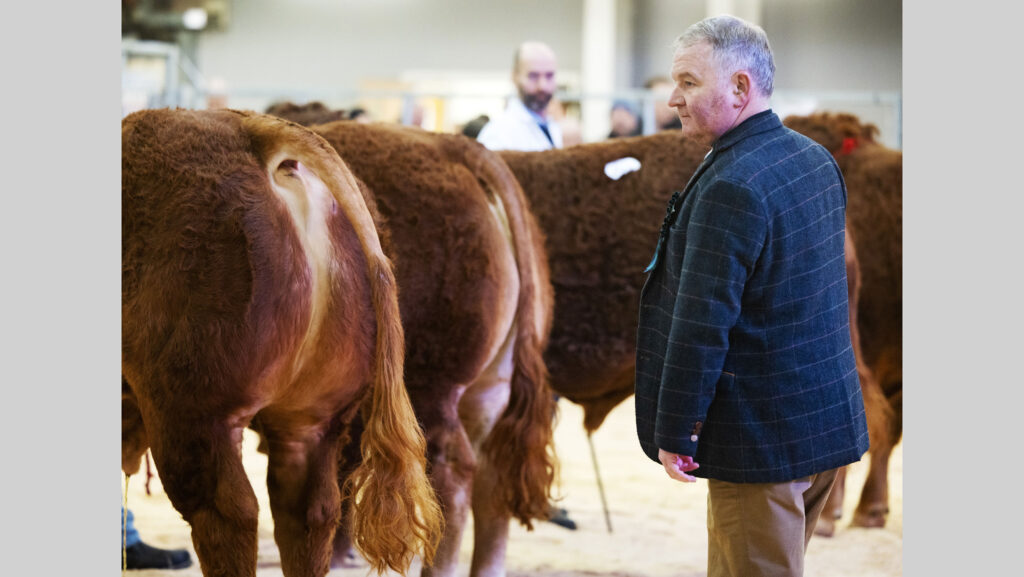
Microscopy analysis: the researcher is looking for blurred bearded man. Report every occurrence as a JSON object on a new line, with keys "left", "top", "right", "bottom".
{"left": 478, "top": 41, "right": 563, "bottom": 151}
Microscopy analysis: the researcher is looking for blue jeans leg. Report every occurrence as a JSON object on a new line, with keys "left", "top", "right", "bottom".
{"left": 122, "top": 507, "right": 141, "bottom": 548}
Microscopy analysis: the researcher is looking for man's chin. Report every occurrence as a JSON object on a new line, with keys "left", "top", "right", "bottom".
{"left": 524, "top": 96, "right": 552, "bottom": 114}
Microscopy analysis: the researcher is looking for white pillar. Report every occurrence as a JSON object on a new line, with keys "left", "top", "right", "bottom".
{"left": 706, "top": 0, "right": 762, "bottom": 24}
{"left": 581, "top": 0, "right": 616, "bottom": 143}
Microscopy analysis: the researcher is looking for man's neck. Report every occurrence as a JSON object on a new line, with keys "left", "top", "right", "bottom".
{"left": 733, "top": 97, "right": 770, "bottom": 129}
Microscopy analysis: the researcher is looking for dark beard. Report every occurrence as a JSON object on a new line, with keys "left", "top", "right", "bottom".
{"left": 522, "top": 92, "right": 552, "bottom": 114}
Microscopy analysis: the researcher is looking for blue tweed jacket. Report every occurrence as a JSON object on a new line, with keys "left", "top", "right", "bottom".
{"left": 634, "top": 110, "right": 870, "bottom": 483}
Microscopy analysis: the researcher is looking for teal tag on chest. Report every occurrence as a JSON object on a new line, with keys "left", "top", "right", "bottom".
{"left": 644, "top": 247, "right": 660, "bottom": 273}
{"left": 645, "top": 190, "right": 684, "bottom": 274}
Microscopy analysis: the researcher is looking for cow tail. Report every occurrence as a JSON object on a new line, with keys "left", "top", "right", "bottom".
{"left": 243, "top": 112, "right": 442, "bottom": 574}
{"left": 469, "top": 144, "right": 558, "bottom": 529}
{"left": 347, "top": 255, "right": 443, "bottom": 574}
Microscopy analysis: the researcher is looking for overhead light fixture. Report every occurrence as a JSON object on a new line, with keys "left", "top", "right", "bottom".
{"left": 182, "top": 7, "right": 208, "bottom": 31}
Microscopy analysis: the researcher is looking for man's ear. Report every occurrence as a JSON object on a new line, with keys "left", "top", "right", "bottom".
{"left": 731, "top": 71, "right": 752, "bottom": 107}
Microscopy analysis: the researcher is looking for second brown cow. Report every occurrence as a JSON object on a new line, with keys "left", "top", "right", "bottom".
{"left": 304, "top": 120, "right": 559, "bottom": 577}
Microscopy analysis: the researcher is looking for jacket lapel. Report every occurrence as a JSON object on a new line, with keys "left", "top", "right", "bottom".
{"left": 643, "top": 111, "right": 782, "bottom": 274}
{"left": 643, "top": 148, "right": 714, "bottom": 273}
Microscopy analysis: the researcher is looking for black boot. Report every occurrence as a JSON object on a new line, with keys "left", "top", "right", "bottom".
{"left": 124, "top": 540, "right": 193, "bottom": 570}
{"left": 547, "top": 505, "right": 578, "bottom": 530}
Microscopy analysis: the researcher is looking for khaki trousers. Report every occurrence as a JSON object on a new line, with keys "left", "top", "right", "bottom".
{"left": 706, "top": 468, "right": 838, "bottom": 577}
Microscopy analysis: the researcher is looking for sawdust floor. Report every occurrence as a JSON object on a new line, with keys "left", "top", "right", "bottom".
{"left": 123, "top": 396, "right": 902, "bottom": 577}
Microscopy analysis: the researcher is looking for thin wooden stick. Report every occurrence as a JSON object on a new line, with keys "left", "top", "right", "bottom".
{"left": 587, "top": 433, "right": 613, "bottom": 533}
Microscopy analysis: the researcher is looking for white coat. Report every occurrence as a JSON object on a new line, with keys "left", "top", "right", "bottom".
{"left": 477, "top": 97, "right": 563, "bottom": 151}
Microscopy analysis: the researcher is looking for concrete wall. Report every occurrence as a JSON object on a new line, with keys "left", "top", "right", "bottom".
{"left": 177, "top": 0, "right": 901, "bottom": 145}
{"left": 198, "top": 0, "right": 899, "bottom": 94}
{"left": 199, "top": 0, "right": 584, "bottom": 96}
{"left": 632, "top": 0, "right": 901, "bottom": 92}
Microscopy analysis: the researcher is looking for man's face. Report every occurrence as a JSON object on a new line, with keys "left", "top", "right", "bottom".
{"left": 514, "top": 48, "right": 557, "bottom": 115}
{"left": 668, "top": 42, "right": 738, "bottom": 145}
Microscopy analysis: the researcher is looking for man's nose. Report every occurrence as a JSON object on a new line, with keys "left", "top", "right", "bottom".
{"left": 667, "top": 89, "right": 683, "bottom": 108}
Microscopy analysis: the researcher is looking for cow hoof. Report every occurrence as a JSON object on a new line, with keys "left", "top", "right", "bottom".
{"left": 813, "top": 516, "right": 836, "bottom": 538}
{"left": 851, "top": 505, "right": 889, "bottom": 528}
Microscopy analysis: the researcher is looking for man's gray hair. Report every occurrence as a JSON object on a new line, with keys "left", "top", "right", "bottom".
{"left": 675, "top": 15, "right": 775, "bottom": 97}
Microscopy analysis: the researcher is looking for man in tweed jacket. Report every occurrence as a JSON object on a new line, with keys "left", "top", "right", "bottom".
{"left": 634, "top": 15, "right": 869, "bottom": 577}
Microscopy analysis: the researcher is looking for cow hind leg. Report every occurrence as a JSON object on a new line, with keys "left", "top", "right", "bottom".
{"left": 419, "top": 400, "right": 476, "bottom": 577}
{"left": 263, "top": 420, "right": 345, "bottom": 577}
{"left": 121, "top": 378, "right": 149, "bottom": 476}
{"left": 330, "top": 417, "right": 363, "bottom": 569}
{"left": 813, "top": 465, "right": 847, "bottom": 537}
{"left": 853, "top": 444, "right": 894, "bottom": 528}
{"left": 853, "top": 383, "right": 902, "bottom": 528}
{"left": 145, "top": 411, "right": 259, "bottom": 577}
{"left": 460, "top": 345, "right": 514, "bottom": 577}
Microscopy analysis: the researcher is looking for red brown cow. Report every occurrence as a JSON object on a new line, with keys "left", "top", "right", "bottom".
{"left": 122, "top": 109, "right": 442, "bottom": 577}
{"left": 298, "top": 121, "right": 557, "bottom": 577}
{"left": 783, "top": 112, "right": 902, "bottom": 532}
{"left": 500, "top": 115, "right": 901, "bottom": 533}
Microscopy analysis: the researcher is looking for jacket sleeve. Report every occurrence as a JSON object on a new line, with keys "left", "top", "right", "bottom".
{"left": 654, "top": 178, "right": 767, "bottom": 456}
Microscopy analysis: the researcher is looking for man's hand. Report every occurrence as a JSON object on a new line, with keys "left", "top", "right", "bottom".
{"left": 658, "top": 449, "right": 700, "bottom": 483}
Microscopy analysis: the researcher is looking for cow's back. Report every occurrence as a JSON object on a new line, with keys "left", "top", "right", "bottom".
{"left": 313, "top": 122, "right": 533, "bottom": 388}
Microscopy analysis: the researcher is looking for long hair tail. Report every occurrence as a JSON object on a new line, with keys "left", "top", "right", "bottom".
{"left": 467, "top": 142, "right": 557, "bottom": 528}
{"left": 345, "top": 257, "right": 443, "bottom": 573}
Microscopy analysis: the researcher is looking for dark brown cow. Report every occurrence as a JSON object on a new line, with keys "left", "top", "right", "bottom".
{"left": 265, "top": 100, "right": 352, "bottom": 126}
{"left": 500, "top": 133, "right": 704, "bottom": 433}
{"left": 122, "top": 109, "right": 442, "bottom": 577}
{"left": 783, "top": 112, "right": 902, "bottom": 532}
{"left": 499, "top": 115, "right": 901, "bottom": 533}
{"left": 298, "top": 121, "right": 557, "bottom": 577}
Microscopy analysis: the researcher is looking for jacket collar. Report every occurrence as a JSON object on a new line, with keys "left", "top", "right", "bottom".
{"left": 709, "top": 109, "right": 781, "bottom": 158}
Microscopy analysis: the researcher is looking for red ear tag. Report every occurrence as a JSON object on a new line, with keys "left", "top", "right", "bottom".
{"left": 839, "top": 137, "right": 858, "bottom": 155}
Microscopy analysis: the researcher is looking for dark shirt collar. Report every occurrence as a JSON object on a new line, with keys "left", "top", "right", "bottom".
{"left": 710, "top": 109, "right": 781, "bottom": 155}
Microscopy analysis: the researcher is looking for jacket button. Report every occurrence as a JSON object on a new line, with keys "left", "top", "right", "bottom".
{"left": 690, "top": 434, "right": 698, "bottom": 442}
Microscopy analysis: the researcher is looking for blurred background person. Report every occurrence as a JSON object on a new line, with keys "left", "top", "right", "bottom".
{"left": 348, "top": 107, "right": 373, "bottom": 123}
{"left": 608, "top": 99, "right": 642, "bottom": 138}
{"left": 644, "top": 75, "right": 682, "bottom": 132}
{"left": 122, "top": 506, "right": 192, "bottom": 570}
{"left": 477, "top": 41, "right": 563, "bottom": 151}
{"left": 460, "top": 114, "right": 490, "bottom": 139}
{"left": 546, "top": 97, "right": 583, "bottom": 147}
{"left": 205, "top": 76, "right": 229, "bottom": 110}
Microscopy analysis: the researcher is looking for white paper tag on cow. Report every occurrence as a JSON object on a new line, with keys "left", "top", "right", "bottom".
{"left": 604, "top": 156, "right": 642, "bottom": 181}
